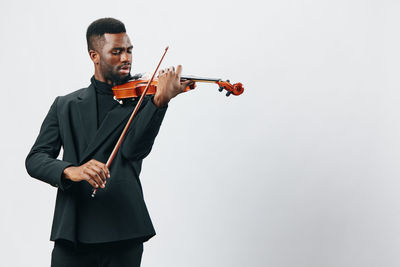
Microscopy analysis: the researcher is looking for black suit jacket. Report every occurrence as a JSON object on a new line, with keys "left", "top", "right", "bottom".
{"left": 26, "top": 83, "right": 167, "bottom": 244}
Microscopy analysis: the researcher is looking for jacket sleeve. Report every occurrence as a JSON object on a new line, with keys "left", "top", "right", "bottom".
{"left": 121, "top": 96, "right": 168, "bottom": 161}
{"left": 25, "top": 97, "right": 74, "bottom": 191}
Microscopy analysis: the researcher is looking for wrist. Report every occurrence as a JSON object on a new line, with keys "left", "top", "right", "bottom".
{"left": 153, "top": 94, "right": 169, "bottom": 108}
{"left": 63, "top": 167, "right": 74, "bottom": 181}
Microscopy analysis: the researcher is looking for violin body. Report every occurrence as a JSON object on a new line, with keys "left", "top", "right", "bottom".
{"left": 112, "top": 75, "right": 244, "bottom": 100}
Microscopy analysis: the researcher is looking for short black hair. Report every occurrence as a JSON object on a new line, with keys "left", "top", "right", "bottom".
{"left": 86, "top": 18, "right": 126, "bottom": 51}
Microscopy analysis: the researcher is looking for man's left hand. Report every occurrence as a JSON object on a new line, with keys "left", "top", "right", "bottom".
{"left": 154, "top": 65, "right": 195, "bottom": 107}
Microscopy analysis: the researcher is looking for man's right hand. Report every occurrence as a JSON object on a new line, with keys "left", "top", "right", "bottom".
{"left": 63, "top": 159, "right": 110, "bottom": 189}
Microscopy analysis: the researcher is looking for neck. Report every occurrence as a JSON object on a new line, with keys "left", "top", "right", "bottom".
{"left": 94, "top": 71, "right": 113, "bottom": 85}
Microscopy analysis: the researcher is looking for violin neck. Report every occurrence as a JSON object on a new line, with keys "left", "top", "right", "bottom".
{"left": 180, "top": 75, "right": 221, "bottom": 83}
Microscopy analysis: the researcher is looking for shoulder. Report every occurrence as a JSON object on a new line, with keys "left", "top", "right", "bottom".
{"left": 50, "top": 85, "right": 93, "bottom": 114}
{"left": 58, "top": 87, "right": 89, "bottom": 102}
{"left": 55, "top": 84, "right": 94, "bottom": 105}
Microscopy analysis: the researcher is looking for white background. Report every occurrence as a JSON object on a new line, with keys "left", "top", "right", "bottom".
{"left": 1, "top": 0, "right": 399, "bottom": 266}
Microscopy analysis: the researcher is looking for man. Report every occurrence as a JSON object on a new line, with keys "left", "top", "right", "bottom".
{"left": 25, "top": 18, "right": 193, "bottom": 267}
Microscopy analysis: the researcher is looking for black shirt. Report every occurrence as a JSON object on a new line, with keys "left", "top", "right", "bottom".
{"left": 91, "top": 76, "right": 118, "bottom": 128}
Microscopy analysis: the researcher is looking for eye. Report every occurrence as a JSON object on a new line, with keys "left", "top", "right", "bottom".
{"left": 112, "top": 50, "right": 122, "bottom": 55}
{"left": 127, "top": 48, "right": 133, "bottom": 54}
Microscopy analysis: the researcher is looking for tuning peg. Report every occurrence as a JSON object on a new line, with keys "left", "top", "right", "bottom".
{"left": 218, "top": 86, "right": 224, "bottom": 92}
{"left": 226, "top": 91, "right": 232, "bottom": 97}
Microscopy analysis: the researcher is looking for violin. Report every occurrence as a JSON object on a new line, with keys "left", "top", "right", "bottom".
{"left": 112, "top": 75, "right": 244, "bottom": 103}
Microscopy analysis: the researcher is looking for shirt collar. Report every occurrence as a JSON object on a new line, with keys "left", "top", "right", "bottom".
{"left": 91, "top": 76, "right": 113, "bottom": 95}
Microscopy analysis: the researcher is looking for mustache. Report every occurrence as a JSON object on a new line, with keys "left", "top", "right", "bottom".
{"left": 118, "top": 64, "right": 131, "bottom": 69}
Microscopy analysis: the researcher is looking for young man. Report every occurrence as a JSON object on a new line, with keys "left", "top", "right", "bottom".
{"left": 26, "top": 17, "right": 193, "bottom": 267}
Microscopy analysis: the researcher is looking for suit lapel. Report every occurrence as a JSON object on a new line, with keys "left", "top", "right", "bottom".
{"left": 77, "top": 85, "right": 97, "bottom": 147}
{"left": 80, "top": 101, "right": 135, "bottom": 164}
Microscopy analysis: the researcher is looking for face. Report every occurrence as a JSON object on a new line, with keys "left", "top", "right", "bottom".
{"left": 91, "top": 33, "right": 133, "bottom": 85}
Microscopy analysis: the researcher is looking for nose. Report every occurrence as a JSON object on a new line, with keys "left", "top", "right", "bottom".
{"left": 121, "top": 51, "right": 130, "bottom": 62}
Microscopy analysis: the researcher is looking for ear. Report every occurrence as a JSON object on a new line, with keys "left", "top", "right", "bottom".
{"left": 89, "top": 49, "right": 100, "bottom": 64}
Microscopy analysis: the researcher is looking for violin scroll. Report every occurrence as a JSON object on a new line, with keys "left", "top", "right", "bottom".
{"left": 216, "top": 80, "right": 244, "bottom": 97}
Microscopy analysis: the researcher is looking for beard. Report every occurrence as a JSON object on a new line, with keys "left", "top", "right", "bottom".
{"left": 100, "top": 61, "right": 132, "bottom": 86}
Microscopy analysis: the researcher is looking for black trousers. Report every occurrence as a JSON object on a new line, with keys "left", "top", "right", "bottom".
{"left": 51, "top": 239, "right": 143, "bottom": 267}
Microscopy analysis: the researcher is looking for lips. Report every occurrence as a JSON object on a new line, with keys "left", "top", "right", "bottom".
{"left": 119, "top": 65, "right": 130, "bottom": 75}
